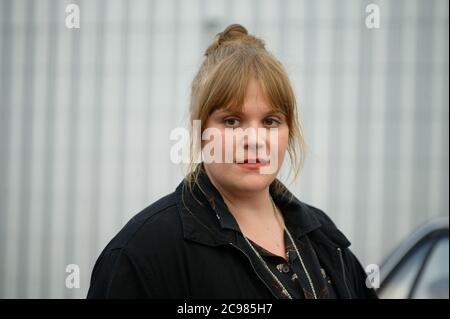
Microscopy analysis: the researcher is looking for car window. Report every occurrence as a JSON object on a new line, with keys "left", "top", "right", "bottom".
{"left": 412, "top": 236, "right": 449, "bottom": 299}
{"left": 379, "top": 239, "right": 433, "bottom": 299}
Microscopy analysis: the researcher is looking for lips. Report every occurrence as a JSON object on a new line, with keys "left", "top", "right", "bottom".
{"left": 236, "top": 158, "right": 267, "bottom": 164}
{"left": 234, "top": 157, "right": 269, "bottom": 170}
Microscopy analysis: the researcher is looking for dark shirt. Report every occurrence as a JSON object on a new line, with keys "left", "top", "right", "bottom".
{"left": 247, "top": 228, "right": 338, "bottom": 299}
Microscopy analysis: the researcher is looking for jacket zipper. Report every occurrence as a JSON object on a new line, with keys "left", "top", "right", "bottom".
{"left": 337, "top": 247, "right": 352, "bottom": 298}
{"left": 229, "top": 242, "right": 280, "bottom": 299}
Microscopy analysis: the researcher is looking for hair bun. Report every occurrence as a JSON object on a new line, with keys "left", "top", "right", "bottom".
{"left": 205, "top": 23, "right": 265, "bottom": 56}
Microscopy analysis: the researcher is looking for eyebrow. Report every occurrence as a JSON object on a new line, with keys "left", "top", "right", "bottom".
{"left": 213, "top": 109, "right": 285, "bottom": 117}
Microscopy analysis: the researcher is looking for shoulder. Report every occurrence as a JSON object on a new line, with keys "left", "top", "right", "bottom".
{"left": 302, "top": 201, "right": 338, "bottom": 227}
{"left": 298, "top": 200, "right": 342, "bottom": 234}
{"left": 101, "top": 191, "right": 183, "bottom": 254}
{"left": 299, "top": 200, "right": 352, "bottom": 248}
{"left": 88, "top": 190, "right": 188, "bottom": 298}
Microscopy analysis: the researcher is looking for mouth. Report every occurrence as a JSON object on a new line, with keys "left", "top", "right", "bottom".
{"left": 235, "top": 158, "right": 269, "bottom": 169}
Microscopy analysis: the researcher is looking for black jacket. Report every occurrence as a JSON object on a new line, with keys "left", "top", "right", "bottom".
{"left": 87, "top": 166, "right": 378, "bottom": 299}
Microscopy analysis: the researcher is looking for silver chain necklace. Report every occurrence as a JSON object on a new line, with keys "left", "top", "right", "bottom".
{"left": 242, "top": 196, "right": 318, "bottom": 299}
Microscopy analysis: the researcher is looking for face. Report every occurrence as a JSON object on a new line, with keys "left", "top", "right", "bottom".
{"left": 201, "top": 78, "right": 289, "bottom": 195}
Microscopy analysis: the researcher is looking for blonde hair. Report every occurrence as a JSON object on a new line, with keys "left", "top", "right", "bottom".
{"left": 185, "top": 23, "right": 308, "bottom": 195}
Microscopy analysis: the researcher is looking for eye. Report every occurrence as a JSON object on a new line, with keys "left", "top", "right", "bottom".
{"left": 223, "top": 117, "right": 240, "bottom": 127}
{"left": 263, "top": 117, "right": 281, "bottom": 127}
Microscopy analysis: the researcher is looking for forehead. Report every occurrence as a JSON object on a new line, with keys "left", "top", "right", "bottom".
{"left": 242, "top": 79, "right": 272, "bottom": 110}
{"left": 216, "top": 79, "right": 275, "bottom": 115}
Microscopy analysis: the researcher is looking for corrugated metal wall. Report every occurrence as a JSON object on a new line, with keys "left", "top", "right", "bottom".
{"left": 0, "top": 0, "right": 448, "bottom": 298}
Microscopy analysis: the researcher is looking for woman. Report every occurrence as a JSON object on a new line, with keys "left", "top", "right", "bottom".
{"left": 87, "top": 24, "right": 377, "bottom": 299}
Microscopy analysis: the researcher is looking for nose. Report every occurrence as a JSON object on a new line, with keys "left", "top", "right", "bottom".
{"left": 241, "top": 121, "right": 267, "bottom": 152}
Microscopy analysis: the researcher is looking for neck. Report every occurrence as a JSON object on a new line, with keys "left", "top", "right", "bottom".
{"left": 223, "top": 187, "right": 272, "bottom": 215}
{"left": 205, "top": 173, "right": 275, "bottom": 223}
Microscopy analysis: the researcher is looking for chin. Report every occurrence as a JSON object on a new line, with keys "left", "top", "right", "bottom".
{"left": 232, "top": 180, "right": 270, "bottom": 193}
{"left": 204, "top": 162, "right": 278, "bottom": 194}
{"left": 229, "top": 165, "right": 276, "bottom": 192}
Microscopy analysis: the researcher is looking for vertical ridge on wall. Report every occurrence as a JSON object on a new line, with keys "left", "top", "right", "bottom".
{"left": 0, "top": 0, "right": 13, "bottom": 298}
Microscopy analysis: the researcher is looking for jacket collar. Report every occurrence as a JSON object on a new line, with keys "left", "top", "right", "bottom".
{"left": 176, "top": 164, "right": 350, "bottom": 249}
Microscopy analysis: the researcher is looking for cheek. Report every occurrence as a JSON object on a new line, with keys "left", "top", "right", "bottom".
{"left": 268, "top": 127, "right": 289, "bottom": 153}
{"left": 279, "top": 129, "right": 289, "bottom": 151}
{"left": 275, "top": 128, "right": 289, "bottom": 163}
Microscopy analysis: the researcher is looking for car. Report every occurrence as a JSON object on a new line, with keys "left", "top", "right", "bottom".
{"left": 377, "top": 217, "right": 449, "bottom": 299}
